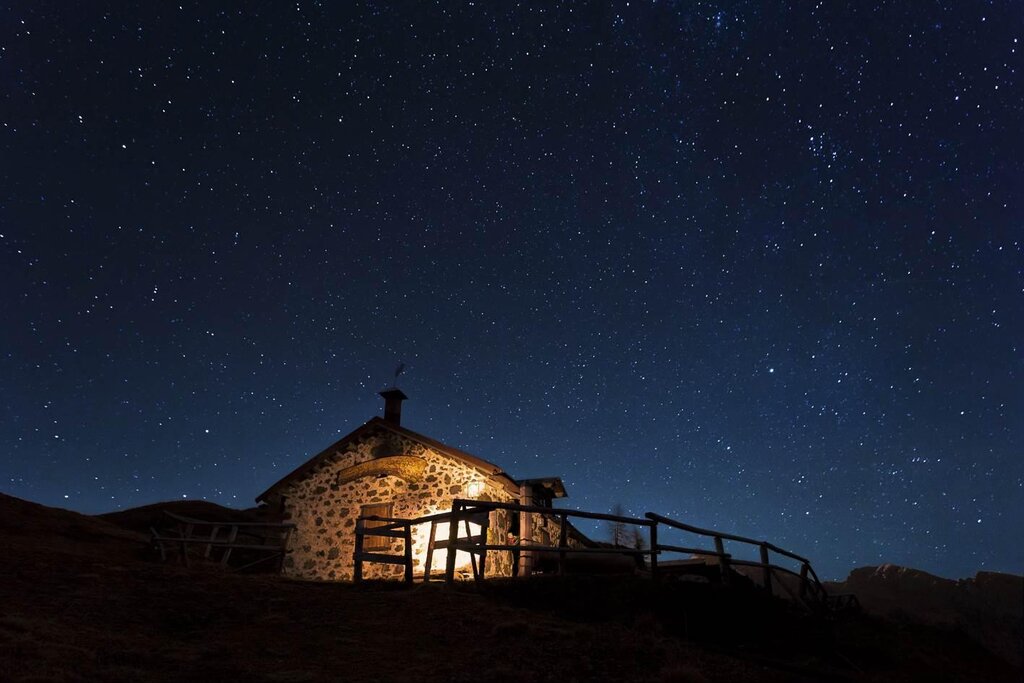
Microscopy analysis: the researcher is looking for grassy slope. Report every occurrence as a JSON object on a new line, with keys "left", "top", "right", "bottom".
{"left": 0, "top": 493, "right": 1018, "bottom": 683}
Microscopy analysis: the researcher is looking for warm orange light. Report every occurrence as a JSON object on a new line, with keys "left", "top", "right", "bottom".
{"left": 413, "top": 514, "right": 482, "bottom": 574}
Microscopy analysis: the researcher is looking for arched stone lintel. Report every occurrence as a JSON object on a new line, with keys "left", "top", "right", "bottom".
{"left": 335, "top": 455, "right": 427, "bottom": 485}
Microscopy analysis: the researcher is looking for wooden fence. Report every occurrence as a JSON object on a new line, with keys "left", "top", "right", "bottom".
{"left": 354, "top": 499, "right": 857, "bottom": 613}
{"left": 150, "top": 510, "right": 295, "bottom": 572}
{"left": 645, "top": 512, "right": 839, "bottom": 609}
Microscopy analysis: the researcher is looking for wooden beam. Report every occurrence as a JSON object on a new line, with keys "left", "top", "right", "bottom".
{"left": 444, "top": 502, "right": 461, "bottom": 584}
{"left": 149, "top": 527, "right": 167, "bottom": 562}
{"left": 760, "top": 543, "right": 773, "bottom": 596}
{"left": 557, "top": 513, "right": 568, "bottom": 576}
{"left": 162, "top": 510, "right": 295, "bottom": 529}
{"left": 649, "top": 522, "right": 658, "bottom": 580}
{"left": 643, "top": 512, "right": 810, "bottom": 565}
{"left": 467, "top": 544, "right": 651, "bottom": 554}
{"left": 713, "top": 535, "right": 729, "bottom": 584}
{"left": 220, "top": 526, "right": 238, "bottom": 566}
{"left": 148, "top": 536, "right": 289, "bottom": 552}
{"left": 463, "top": 517, "right": 478, "bottom": 580}
{"left": 203, "top": 525, "right": 220, "bottom": 559}
{"left": 478, "top": 514, "right": 489, "bottom": 582}
{"left": 450, "top": 498, "right": 653, "bottom": 526}
{"left": 433, "top": 534, "right": 486, "bottom": 550}
{"left": 181, "top": 522, "right": 194, "bottom": 568}
{"left": 403, "top": 523, "right": 413, "bottom": 585}
{"left": 654, "top": 543, "right": 730, "bottom": 559}
{"left": 353, "top": 519, "right": 364, "bottom": 583}
{"left": 423, "top": 520, "right": 437, "bottom": 583}
{"left": 518, "top": 487, "right": 532, "bottom": 577}
{"left": 357, "top": 552, "right": 410, "bottom": 566}
{"left": 359, "top": 527, "right": 408, "bottom": 539}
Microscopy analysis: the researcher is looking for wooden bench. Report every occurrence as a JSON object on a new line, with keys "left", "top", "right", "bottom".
{"left": 150, "top": 511, "right": 295, "bottom": 572}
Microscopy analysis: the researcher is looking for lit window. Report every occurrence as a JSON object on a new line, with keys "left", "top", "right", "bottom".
{"left": 466, "top": 481, "right": 484, "bottom": 497}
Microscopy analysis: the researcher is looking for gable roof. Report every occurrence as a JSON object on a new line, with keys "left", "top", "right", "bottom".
{"left": 255, "top": 416, "right": 521, "bottom": 502}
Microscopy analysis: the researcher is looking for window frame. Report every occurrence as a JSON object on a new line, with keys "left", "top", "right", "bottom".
{"left": 360, "top": 502, "right": 394, "bottom": 551}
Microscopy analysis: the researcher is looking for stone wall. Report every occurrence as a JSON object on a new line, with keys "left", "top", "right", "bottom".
{"left": 276, "top": 425, "right": 518, "bottom": 581}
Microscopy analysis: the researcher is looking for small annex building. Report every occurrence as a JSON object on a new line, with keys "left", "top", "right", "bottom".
{"left": 256, "top": 389, "right": 584, "bottom": 581}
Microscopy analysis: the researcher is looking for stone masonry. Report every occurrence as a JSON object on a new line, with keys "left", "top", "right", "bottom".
{"left": 275, "top": 425, "right": 519, "bottom": 581}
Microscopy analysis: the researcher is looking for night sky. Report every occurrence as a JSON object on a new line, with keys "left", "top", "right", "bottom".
{"left": 2, "top": 2, "right": 1021, "bottom": 580}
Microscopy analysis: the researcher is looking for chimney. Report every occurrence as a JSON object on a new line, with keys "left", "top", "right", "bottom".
{"left": 379, "top": 388, "right": 408, "bottom": 425}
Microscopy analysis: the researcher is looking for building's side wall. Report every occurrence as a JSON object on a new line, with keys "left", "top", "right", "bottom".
{"left": 521, "top": 510, "right": 585, "bottom": 549}
{"left": 277, "top": 426, "right": 517, "bottom": 581}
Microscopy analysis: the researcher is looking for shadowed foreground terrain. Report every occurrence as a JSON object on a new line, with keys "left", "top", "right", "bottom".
{"left": 0, "top": 493, "right": 1019, "bottom": 683}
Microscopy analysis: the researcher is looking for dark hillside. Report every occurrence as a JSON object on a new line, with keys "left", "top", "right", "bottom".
{"left": 99, "top": 499, "right": 271, "bottom": 535}
{"left": 0, "top": 493, "right": 145, "bottom": 560}
{"left": 0, "top": 493, "right": 1019, "bottom": 683}
{"left": 829, "top": 564, "right": 1024, "bottom": 669}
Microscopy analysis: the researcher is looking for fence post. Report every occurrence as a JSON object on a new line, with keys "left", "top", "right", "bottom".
{"left": 478, "top": 512, "right": 489, "bottom": 582}
{"left": 353, "top": 518, "right": 364, "bottom": 583}
{"left": 204, "top": 525, "right": 220, "bottom": 559}
{"left": 557, "top": 513, "right": 568, "bottom": 576}
{"left": 714, "top": 535, "right": 730, "bottom": 584}
{"left": 518, "top": 484, "right": 533, "bottom": 577}
{"left": 403, "top": 522, "right": 414, "bottom": 585}
{"left": 181, "top": 521, "right": 193, "bottom": 567}
{"left": 444, "top": 501, "right": 461, "bottom": 585}
{"left": 423, "top": 521, "right": 437, "bottom": 582}
{"left": 759, "top": 543, "right": 773, "bottom": 596}
{"left": 649, "top": 522, "right": 658, "bottom": 580}
{"left": 220, "top": 526, "right": 239, "bottom": 567}
{"left": 462, "top": 514, "right": 479, "bottom": 580}
{"left": 511, "top": 537, "right": 520, "bottom": 578}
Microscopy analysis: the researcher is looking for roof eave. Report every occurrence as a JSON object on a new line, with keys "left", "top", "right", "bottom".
{"left": 255, "top": 416, "right": 526, "bottom": 502}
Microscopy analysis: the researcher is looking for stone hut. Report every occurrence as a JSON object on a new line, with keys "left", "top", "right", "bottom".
{"left": 256, "top": 389, "right": 586, "bottom": 581}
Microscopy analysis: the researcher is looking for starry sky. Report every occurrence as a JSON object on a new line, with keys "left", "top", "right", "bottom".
{"left": 2, "top": 2, "right": 1021, "bottom": 580}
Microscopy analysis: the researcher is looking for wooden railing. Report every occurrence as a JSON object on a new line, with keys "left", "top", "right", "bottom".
{"left": 353, "top": 500, "right": 652, "bottom": 584}
{"left": 437, "top": 499, "right": 654, "bottom": 583}
{"left": 353, "top": 500, "right": 856, "bottom": 612}
{"left": 644, "top": 512, "right": 835, "bottom": 610}
{"left": 353, "top": 514, "right": 415, "bottom": 584}
{"left": 150, "top": 510, "right": 295, "bottom": 572}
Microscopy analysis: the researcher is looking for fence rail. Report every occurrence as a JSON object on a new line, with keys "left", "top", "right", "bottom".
{"left": 150, "top": 510, "right": 295, "bottom": 572}
{"left": 353, "top": 499, "right": 856, "bottom": 613}
{"left": 643, "top": 511, "right": 831, "bottom": 604}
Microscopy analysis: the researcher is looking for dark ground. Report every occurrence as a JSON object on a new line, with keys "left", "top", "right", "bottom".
{"left": 0, "top": 493, "right": 1019, "bottom": 683}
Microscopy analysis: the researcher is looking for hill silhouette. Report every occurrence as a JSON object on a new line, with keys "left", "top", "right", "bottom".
{"left": 99, "top": 499, "right": 270, "bottom": 535}
{"left": 828, "top": 563, "right": 1023, "bottom": 668}
{"left": 0, "top": 492, "right": 1019, "bottom": 682}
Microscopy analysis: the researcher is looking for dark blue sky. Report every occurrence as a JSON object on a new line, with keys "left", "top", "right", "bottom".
{"left": 2, "top": 1, "right": 1021, "bottom": 580}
